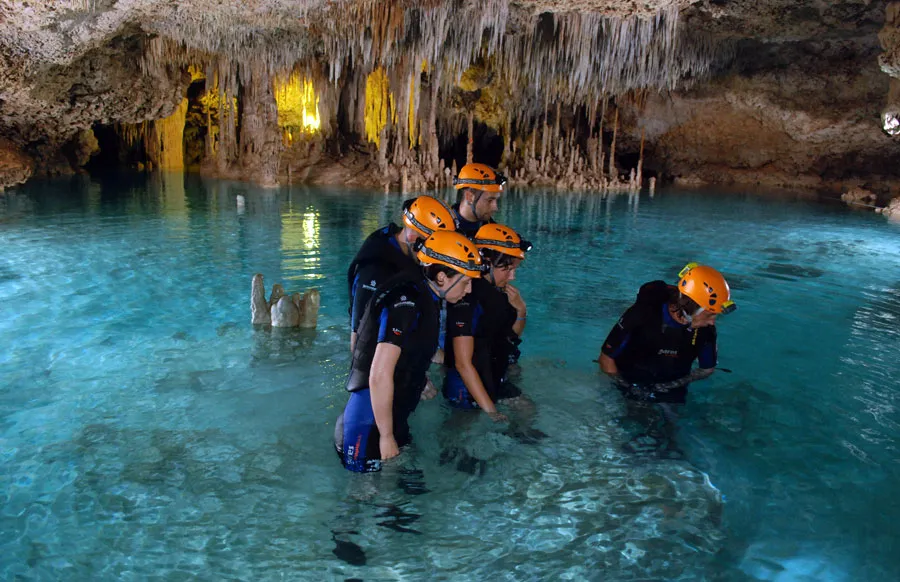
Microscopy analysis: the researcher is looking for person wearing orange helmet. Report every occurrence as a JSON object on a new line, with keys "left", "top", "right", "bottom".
{"left": 452, "top": 163, "right": 507, "bottom": 238}
{"left": 598, "top": 263, "right": 737, "bottom": 403}
{"left": 347, "top": 195, "right": 457, "bottom": 353}
{"left": 443, "top": 223, "right": 533, "bottom": 418}
{"left": 335, "top": 231, "right": 484, "bottom": 473}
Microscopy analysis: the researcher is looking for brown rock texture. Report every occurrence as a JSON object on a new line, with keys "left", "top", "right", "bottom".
{"left": 0, "top": 0, "right": 897, "bottom": 192}
{"left": 615, "top": 35, "right": 900, "bottom": 191}
{"left": 0, "top": 137, "right": 33, "bottom": 190}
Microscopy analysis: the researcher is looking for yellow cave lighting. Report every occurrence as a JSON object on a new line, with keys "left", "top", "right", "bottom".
{"left": 154, "top": 98, "right": 189, "bottom": 171}
{"left": 188, "top": 64, "right": 205, "bottom": 82}
{"left": 274, "top": 74, "right": 321, "bottom": 136}
{"left": 365, "top": 67, "right": 396, "bottom": 147}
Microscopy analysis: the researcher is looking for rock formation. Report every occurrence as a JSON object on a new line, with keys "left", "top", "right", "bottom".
{"left": 841, "top": 186, "right": 878, "bottom": 206}
{"left": 0, "top": 0, "right": 898, "bottom": 193}
{"left": 877, "top": 195, "right": 900, "bottom": 219}
{"left": 881, "top": 3, "right": 900, "bottom": 136}
{"left": 251, "top": 273, "right": 320, "bottom": 329}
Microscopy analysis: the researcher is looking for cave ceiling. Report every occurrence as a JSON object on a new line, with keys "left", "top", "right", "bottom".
{"left": 0, "top": 0, "right": 897, "bottom": 190}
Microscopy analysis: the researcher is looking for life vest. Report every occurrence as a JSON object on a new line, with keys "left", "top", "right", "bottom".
{"left": 346, "top": 224, "right": 411, "bottom": 314}
{"left": 616, "top": 280, "right": 713, "bottom": 385}
{"left": 445, "top": 278, "right": 520, "bottom": 398}
{"left": 346, "top": 271, "right": 440, "bottom": 437}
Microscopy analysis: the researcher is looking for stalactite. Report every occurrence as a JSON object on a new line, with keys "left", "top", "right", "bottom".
{"left": 466, "top": 110, "right": 474, "bottom": 165}
{"left": 365, "top": 67, "right": 391, "bottom": 148}
{"left": 113, "top": 2, "right": 732, "bottom": 192}
{"left": 609, "top": 107, "right": 619, "bottom": 181}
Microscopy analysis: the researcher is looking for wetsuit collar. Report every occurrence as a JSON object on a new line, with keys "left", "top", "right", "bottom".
{"left": 453, "top": 203, "right": 482, "bottom": 234}
{"left": 662, "top": 303, "right": 689, "bottom": 329}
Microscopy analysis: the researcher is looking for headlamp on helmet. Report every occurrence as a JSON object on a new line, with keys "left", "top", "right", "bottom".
{"left": 453, "top": 163, "right": 507, "bottom": 193}
{"left": 472, "top": 223, "right": 531, "bottom": 260}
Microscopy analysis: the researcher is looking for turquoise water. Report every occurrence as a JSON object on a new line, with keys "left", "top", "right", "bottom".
{"left": 2, "top": 172, "right": 899, "bottom": 580}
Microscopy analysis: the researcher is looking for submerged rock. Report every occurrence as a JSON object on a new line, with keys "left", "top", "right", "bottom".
{"left": 250, "top": 273, "right": 320, "bottom": 328}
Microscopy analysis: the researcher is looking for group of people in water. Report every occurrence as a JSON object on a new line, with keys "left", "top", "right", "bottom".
{"left": 335, "top": 162, "right": 737, "bottom": 473}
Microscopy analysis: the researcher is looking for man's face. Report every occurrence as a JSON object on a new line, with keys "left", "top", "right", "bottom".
{"left": 690, "top": 310, "right": 718, "bottom": 328}
{"left": 469, "top": 190, "right": 501, "bottom": 221}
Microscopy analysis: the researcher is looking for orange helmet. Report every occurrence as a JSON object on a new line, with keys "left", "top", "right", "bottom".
{"left": 677, "top": 263, "right": 736, "bottom": 315}
{"left": 417, "top": 231, "right": 484, "bottom": 278}
{"left": 473, "top": 223, "right": 532, "bottom": 260}
{"left": 402, "top": 196, "right": 457, "bottom": 238}
{"left": 453, "top": 163, "right": 507, "bottom": 193}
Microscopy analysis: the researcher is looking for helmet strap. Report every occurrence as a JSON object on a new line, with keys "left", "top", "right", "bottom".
{"left": 430, "top": 272, "right": 466, "bottom": 300}
{"left": 466, "top": 189, "right": 485, "bottom": 221}
{"left": 484, "top": 264, "right": 496, "bottom": 286}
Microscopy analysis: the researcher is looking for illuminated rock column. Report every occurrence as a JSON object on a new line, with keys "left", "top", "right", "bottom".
{"left": 148, "top": 98, "right": 188, "bottom": 170}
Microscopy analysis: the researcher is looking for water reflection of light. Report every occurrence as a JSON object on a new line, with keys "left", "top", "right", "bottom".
{"left": 281, "top": 207, "right": 322, "bottom": 281}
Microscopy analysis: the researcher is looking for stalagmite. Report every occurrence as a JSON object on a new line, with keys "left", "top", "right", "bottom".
{"left": 637, "top": 129, "right": 645, "bottom": 190}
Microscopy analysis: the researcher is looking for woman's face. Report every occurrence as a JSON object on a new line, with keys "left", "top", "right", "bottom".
{"left": 490, "top": 258, "right": 521, "bottom": 288}
{"left": 438, "top": 273, "right": 473, "bottom": 303}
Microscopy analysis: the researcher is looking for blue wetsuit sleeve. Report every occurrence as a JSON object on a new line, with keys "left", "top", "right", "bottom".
{"left": 377, "top": 292, "right": 418, "bottom": 347}
{"left": 601, "top": 306, "right": 640, "bottom": 358}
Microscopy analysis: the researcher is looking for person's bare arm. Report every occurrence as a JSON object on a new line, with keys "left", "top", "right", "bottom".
{"left": 505, "top": 284, "right": 527, "bottom": 336}
{"left": 370, "top": 343, "right": 402, "bottom": 460}
{"left": 599, "top": 353, "right": 632, "bottom": 389}
{"left": 454, "top": 336, "right": 507, "bottom": 421}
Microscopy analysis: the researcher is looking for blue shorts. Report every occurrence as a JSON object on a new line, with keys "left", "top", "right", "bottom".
{"left": 442, "top": 369, "right": 522, "bottom": 409}
{"left": 443, "top": 369, "right": 480, "bottom": 409}
{"left": 334, "top": 390, "right": 382, "bottom": 473}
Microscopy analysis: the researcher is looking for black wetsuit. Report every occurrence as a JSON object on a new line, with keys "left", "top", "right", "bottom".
{"left": 443, "top": 278, "right": 522, "bottom": 408}
{"left": 335, "top": 274, "right": 441, "bottom": 472}
{"left": 451, "top": 202, "right": 494, "bottom": 239}
{"left": 347, "top": 224, "right": 419, "bottom": 336}
{"left": 601, "top": 281, "right": 717, "bottom": 404}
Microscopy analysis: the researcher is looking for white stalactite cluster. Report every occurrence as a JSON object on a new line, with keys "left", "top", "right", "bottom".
{"left": 2, "top": 0, "right": 719, "bottom": 190}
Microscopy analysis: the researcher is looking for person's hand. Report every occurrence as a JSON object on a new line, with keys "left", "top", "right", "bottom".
{"left": 420, "top": 378, "right": 438, "bottom": 401}
{"left": 380, "top": 435, "right": 400, "bottom": 460}
{"left": 487, "top": 410, "right": 509, "bottom": 423}
{"left": 431, "top": 348, "right": 444, "bottom": 365}
{"left": 505, "top": 284, "right": 526, "bottom": 314}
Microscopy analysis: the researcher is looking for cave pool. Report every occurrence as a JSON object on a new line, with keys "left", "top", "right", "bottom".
{"left": 2, "top": 172, "right": 899, "bottom": 580}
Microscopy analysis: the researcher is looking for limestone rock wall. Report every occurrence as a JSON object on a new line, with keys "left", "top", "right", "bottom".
{"left": 615, "top": 36, "right": 900, "bottom": 191}
{"left": 0, "top": 0, "right": 897, "bottom": 193}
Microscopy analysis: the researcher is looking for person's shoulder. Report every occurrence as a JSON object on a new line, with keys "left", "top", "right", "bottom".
{"left": 636, "top": 280, "right": 672, "bottom": 305}
{"left": 382, "top": 280, "right": 424, "bottom": 306}
{"left": 617, "top": 301, "right": 654, "bottom": 328}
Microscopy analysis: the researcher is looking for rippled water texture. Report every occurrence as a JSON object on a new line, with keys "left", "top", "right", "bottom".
{"left": 2, "top": 173, "right": 899, "bottom": 581}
